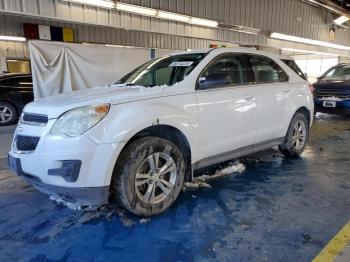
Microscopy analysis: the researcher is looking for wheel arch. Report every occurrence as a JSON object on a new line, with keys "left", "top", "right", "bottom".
{"left": 295, "top": 106, "right": 311, "bottom": 126}
{"left": 112, "top": 124, "right": 193, "bottom": 184}
{"left": 282, "top": 106, "right": 311, "bottom": 143}
{"left": 0, "top": 99, "right": 19, "bottom": 116}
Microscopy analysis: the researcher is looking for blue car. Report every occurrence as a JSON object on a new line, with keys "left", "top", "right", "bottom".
{"left": 313, "top": 63, "right": 350, "bottom": 114}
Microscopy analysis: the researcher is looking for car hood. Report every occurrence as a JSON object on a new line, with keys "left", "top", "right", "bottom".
{"left": 24, "top": 84, "right": 164, "bottom": 118}
{"left": 314, "top": 80, "right": 350, "bottom": 89}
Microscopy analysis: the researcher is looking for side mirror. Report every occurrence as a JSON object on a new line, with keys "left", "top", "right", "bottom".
{"left": 197, "top": 76, "right": 207, "bottom": 89}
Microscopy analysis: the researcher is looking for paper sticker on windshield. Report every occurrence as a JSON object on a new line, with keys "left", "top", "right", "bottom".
{"left": 169, "top": 61, "right": 193, "bottom": 67}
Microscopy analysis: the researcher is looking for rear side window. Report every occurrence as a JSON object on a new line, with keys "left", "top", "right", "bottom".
{"left": 249, "top": 55, "right": 288, "bottom": 84}
{"left": 282, "top": 59, "right": 307, "bottom": 80}
{"left": 198, "top": 54, "right": 251, "bottom": 89}
{"left": 2, "top": 76, "right": 32, "bottom": 88}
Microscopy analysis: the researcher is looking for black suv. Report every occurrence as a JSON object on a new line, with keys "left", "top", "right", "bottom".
{"left": 0, "top": 73, "right": 33, "bottom": 126}
{"left": 313, "top": 64, "right": 350, "bottom": 114}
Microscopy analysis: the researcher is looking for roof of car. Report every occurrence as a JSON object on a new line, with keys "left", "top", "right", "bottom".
{"left": 170, "top": 47, "right": 289, "bottom": 60}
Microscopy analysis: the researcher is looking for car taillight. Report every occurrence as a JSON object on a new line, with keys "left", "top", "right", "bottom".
{"left": 309, "top": 84, "right": 315, "bottom": 94}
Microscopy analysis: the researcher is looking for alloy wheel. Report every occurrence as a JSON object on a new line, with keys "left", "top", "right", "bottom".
{"left": 135, "top": 152, "right": 177, "bottom": 204}
{"left": 0, "top": 105, "right": 13, "bottom": 124}
{"left": 292, "top": 120, "right": 306, "bottom": 150}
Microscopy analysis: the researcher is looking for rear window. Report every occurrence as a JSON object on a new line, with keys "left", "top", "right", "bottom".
{"left": 282, "top": 59, "right": 307, "bottom": 81}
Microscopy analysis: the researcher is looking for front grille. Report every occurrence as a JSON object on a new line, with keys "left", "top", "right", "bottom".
{"left": 16, "top": 135, "right": 40, "bottom": 151}
{"left": 22, "top": 113, "right": 48, "bottom": 125}
{"left": 314, "top": 88, "right": 350, "bottom": 99}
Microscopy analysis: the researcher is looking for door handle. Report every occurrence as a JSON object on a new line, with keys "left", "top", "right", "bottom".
{"left": 284, "top": 89, "right": 292, "bottom": 93}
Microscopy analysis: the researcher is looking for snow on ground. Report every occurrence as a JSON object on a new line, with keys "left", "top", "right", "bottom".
{"left": 46, "top": 161, "right": 246, "bottom": 212}
{"left": 49, "top": 195, "right": 83, "bottom": 211}
{"left": 185, "top": 161, "right": 246, "bottom": 189}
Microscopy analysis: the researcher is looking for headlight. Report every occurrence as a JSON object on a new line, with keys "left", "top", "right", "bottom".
{"left": 51, "top": 104, "right": 110, "bottom": 137}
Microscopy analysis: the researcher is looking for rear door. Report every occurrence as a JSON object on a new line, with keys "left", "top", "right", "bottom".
{"left": 195, "top": 53, "right": 257, "bottom": 161}
{"left": 247, "top": 55, "right": 291, "bottom": 142}
{"left": 8, "top": 76, "right": 34, "bottom": 105}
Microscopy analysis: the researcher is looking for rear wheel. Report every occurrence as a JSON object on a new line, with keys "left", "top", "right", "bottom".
{"left": 279, "top": 112, "right": 309, "bottom": 157}
{"left": 0, "top": 102, "right": 17, "bottom": 126}
{"left": 111, "top": 137, "right": 185, "bottom": 216}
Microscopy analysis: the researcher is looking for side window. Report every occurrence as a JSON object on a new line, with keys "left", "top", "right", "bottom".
{"left": 17, "top": 76, "right": 33, "bottom": 88}
{"left": 249, "top": 55, "right": 288, "bottom": 84}
{"left": 0, "top": 78, "right": 9, "bottom": 86}
{"left": 281, "top": 59, "right": 307, "bottom": 81}
{"left": 3, "top": 76, "right": 32, "bottom": 88}
{"left": 198, "top": 54, "right": 250, "bottom": 89}
{"left": 3, "top": 77, "right": 17, "bottom": 86}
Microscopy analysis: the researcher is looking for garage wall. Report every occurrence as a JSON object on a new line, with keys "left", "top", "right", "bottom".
{"left": 0, "top": 13, "right": 240, "bottom": 59}
{"left": 117, "top": 0, "right": 350, "bottom": 45}
{"left": 0, "top": 0, "right": 350, "bottom": 57}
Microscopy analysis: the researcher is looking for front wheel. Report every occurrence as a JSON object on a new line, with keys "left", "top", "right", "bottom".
{"left": 279, "top": 112, "right": 309, "bottom": 157}
{"left": 0, "top": 102, "right": 17, "bottom": 126}
{"left": 111, "top": 137, "right": 186, "bottom": 216}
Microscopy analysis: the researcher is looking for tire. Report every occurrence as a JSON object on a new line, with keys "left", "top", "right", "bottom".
{"left": 0, "top": 101, "right": 17, "bottom": 126}
{"left": 111, "top": 137, "right": 186, "bottom": 216}
{"left": 279, "top": 112, "right": 309, "bottom": 158}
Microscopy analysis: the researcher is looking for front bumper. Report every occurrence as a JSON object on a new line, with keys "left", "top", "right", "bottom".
{"left": 314, "top": 98, "right": 350, "bottom": 114}
{"left": 8, "top": 119, "right": 126, "bottom": 207}
{"left": 8, "top": 154, "right": 108, "bottom": 206}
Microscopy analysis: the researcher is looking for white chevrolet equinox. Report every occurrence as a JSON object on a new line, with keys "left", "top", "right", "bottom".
{"left": 8, "top": 48, "right": 314, "bottom": 216}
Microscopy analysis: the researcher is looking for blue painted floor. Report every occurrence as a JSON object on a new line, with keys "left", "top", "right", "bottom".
{"left": 0, "top": 113, "right": 349, "bottom": 262}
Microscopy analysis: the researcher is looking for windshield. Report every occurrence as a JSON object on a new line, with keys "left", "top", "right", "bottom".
{"left": 320, "top": 65, "right": 350, "bottom": 81}
{"left": 115, "top": 53, "right": 207, "bottom": 87}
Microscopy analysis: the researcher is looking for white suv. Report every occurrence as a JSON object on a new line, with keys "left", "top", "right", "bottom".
{"left": 8, "top": 48, "right": 313, "bottom": 216}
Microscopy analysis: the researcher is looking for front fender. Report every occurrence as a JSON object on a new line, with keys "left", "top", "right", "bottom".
{"left": 85, "top": 93, "right": 199, "bottom": 160}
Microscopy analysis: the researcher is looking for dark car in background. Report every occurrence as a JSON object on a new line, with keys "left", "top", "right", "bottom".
{"left": 0, "top": 73, "right": 33, "bottom": 126}
{"left": 313, "top": 64, "right": 350, "bottom": 114}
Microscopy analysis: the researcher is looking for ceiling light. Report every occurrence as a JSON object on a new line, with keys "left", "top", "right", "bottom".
{"left": 334, "top": 15, "right": 349, "bottom": 25}
{"left": 281, "top": 48, "right": 338, "bottom": 57}
{"left": 116, "top": 2, "right": 157, "bottom": 17}
{"left": 270, "top": 32, "right": 350, "bottom": 51}
{"left": 0, "top": 35, "right": 26, "bottom": 42}
{"left": 63, "top": 0, "right": 115, "bottom": 9}
{"left": 63, "top": 0, "right": 256, "bottom": 33}
{"left": 218, "top": 24, "right": 261, "bottom": 35}
{"left": 157, "top": 11, "right": 190, "bottom": 23}
{"left": 190, "top": 17, "right": 218, "bottom": 27}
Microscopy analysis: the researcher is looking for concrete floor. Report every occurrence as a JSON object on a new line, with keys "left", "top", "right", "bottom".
{"left": 0, "top": 114, "right": 349, "bottom": 262}
{"left": 0, "top": 125, "right": 15, "bottom": 157}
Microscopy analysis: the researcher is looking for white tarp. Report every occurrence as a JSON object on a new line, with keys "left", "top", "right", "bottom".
{"left": 29, "top": 41, "right": 172, "bottom": 98}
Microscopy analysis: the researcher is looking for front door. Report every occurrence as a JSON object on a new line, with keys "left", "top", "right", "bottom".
{"left": 195, "top": 53, "right": 257, "bottom": 162}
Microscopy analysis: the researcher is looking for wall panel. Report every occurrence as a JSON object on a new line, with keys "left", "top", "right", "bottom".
{"left": 0, "top": 0, "right": 350, "bottom": 57}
